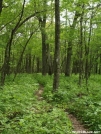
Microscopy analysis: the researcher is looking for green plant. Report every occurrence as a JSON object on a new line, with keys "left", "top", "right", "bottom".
{"left": 0, "top": 74, "right": 73, "bottom": 134}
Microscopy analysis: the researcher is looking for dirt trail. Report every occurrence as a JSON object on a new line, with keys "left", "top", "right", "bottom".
{"left": 68, "top": 114, "right": 90, "bottom": 134}
{"left": 36, "top": 85, "right": 91, "bottom": 134}
{"left": 35, "top": 85, "right": 44, "bottom": 100}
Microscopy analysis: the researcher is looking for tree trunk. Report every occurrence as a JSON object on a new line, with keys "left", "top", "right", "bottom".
{"left": 0, "top": 0, "right": 26, "bottom": 86}
{"left": 36, "top": 57, "right": 40, "bottom": 73}
{"left": 85, "top": 13, "right": 93, "bottom": 86}
{"left": 13, "top": 31, "right": 34, "bottom": 81}
{"left": 32, "top": 55, "right": 35, "bottom": 73}
{"left": 0, "top": 0, "right": 3, "bottom": 14}
{"left": 65, "top": 11, "right": 80, "bottom": 76}
{"left": 41, "top": 27, "right": 47, "bottom": 75}
{"left": 25, "top": 53, "right": 32, "bottom": 73}
{"left": 79, "top": 6, "right": 84, "bottom": 86}
{"left": 53, "top": 0, "right": 60, "bottom": 91}
{"left": 37, "top": 0, "right": 48, "bottom": 75}
{"left": 1, "top": 33, "right": 13, "bottom": 86}
{"left": 98, "top": 54, "right": 101, "bottom": 74}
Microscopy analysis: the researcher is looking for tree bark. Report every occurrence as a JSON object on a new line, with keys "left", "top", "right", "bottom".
{"left": 41, "top": 24, "right": 47, "bottom": 75}
{"left": 0, "top": 0, "right": 3, "bottom": 14}
{"left": 25, "top": 53, "right": 32, "bottom": 73}
{"left": 53, "top": 0, "right": 60, "bottom": 91}
{"left": 65, "top": 11, "right": 80, "bottom": 76}
{"left": 36, "top": 57, "right": 40, "bottom": 73}
{"left": 79, "top": 5, "right": 84, "bottom": 86}
{"left": 85, "top": 12, "right": 93, "bottom": 85}
{"left": 36, "top": 0, "right": 48, "bottom": 75}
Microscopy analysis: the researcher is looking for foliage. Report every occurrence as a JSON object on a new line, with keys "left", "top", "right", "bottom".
{"left": 1, "top": 73, "right": 101, "bottom": 132}
{"left": 0, "top": 74, "right": 73, "bottom": 134}
{"left": 40, "top": 74, "right": 101, "bottom": 132}
{"left": 34, "top": 73, "right": 52, "bottom": 86}
{"left": 65, "top": 75, "right": 101, "bottom": 132}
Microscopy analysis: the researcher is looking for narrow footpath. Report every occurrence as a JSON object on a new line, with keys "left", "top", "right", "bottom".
{"left": 36, "top": 85, "right": 91, "bottom": 134}
{"left": 68, "top": 114, "right": 90, "bottom": 134}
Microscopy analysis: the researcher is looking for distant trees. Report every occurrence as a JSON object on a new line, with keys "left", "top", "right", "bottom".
{"left": 0, "top": 0, "right": 101, "bottom": 88}
{"left": 65, "top": 10, "right": 81, "bottom": 76}
{"left": 62, "top": 0, "right": 101, "bottom": 85}
{"left": 34, "top": 0, "right": 48, "bottom": 75}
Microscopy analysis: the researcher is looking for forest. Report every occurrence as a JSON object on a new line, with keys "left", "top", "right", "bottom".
{"left": 0, "top": 0, "right": 101, "bottom": 133}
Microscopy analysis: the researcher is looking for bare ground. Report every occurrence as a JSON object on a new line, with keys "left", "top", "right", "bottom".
{"left": 68, "top": 114, "right": 91, "bottom": 134}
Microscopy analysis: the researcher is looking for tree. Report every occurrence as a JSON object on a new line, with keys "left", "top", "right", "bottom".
{"left": 78, "top": 4, "right": 84, "bottom": 86}
{"left": 35, "top": 0, "right": 52, "bottom": 75}
{"left": 0, "top": 0, "right": 3, "bottom": 14}
{"left": 53, "top": 0, "right": 60, "bottom": 91}
{"left": 65, "top": 10, "right": 80, "bottom": 76}
{"left": 0, "top": 0, "right": 26, "bottom": 86}
{"left": 0, "top": 0, "right": 101, "bottom": 88}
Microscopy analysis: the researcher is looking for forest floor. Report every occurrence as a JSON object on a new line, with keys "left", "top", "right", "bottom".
{"left": 67, "top": 114, "right": 89, "bottom": 134}
{"left": 36, "top": 85, "right": 90, "bottom": 134}
{"left": 1, "top": 74, "right": 100, "bottom": 133}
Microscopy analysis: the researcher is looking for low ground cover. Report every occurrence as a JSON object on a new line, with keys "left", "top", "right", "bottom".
{"left": 0, "top": 74, "right": 72, "bottom": 134}
{"left": 0, "top": 74, "right": 101, "bottom": 133}
{"left": 39, "top": 74, "right": 101, "bottom": 133}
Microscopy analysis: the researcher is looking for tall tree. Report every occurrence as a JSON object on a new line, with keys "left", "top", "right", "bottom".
{"left": 0, "top": 0, "right": 26, "bottom": 86}
{"left": 34, "top": 0, "right": 48, "bottom": 75}
{"left": 0, "top": 0, "right": 3, "bottom": 14}
{"left": 63, "top": 0, "right": 85, "bottom": 77}
{"left": 65, "top": 10, "right": 80, "bottom": 76}
{"left": 53, "top": 0, "right": 60, "bottom": 91}
{"left": 78, "top": 5, "right": 84, "bottom": 86}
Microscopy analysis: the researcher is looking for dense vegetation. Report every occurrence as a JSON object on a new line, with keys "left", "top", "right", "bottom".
{"left": 0, "top": 74, "right": 73, "bottom": 134}
{"left": 0, "top": 74, "right": 101, "bottom": 133}
{"left": 39, "top": 74, "right": 101, "bottom": 132}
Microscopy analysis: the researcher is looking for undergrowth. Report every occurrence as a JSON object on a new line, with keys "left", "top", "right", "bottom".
{"left": 38, "top": 74, "right": 101, "bottom": 133}
{"left": 0, "top": 74, "right": 73, "bottom": 134}
{"left": 1, "top": 73, "right": 101, "bottom": 133}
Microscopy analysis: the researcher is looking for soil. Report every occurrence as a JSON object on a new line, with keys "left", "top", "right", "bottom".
{"left": 68, "top": 114, "right": 91, "bottom": 134}
{"left": 35, "top": 85, "right": 44, "bottom": 100}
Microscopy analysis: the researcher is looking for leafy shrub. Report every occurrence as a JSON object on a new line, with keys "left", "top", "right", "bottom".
{"left": 42, "top": 85, "right": 53, "bottom": 102}
{"left": 34, "top": 73, "right": 52, "bottom": 86}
